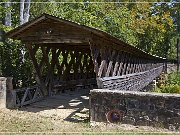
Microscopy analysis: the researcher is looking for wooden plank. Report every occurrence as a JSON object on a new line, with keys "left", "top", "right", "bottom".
{"left": 106, "top": 50, "right": 116, "bottom": 77}
{"left": 129, "top": 57, "right": 135, "bottom": 74}
{"left": 21, "top": 88, "right": 29, "bottom": 105}
{"left": 138, "top": 59, "right": 143, "bottom": 72}
{"left": 133, "top": 58, "right": 138, "bottom": 73}
{"left": 125, "top": 54, "right": 132, "bottom": 74}
{"left": 21, "top": 97, "right": 44, "bottom": 106}
{"left": 42, "top": 47, "right": 52, "bottom": 90}
{"left": 121, "top": 53, "right": 129, "bottom": 75}
{"left": 89, "top": 42, "right": 100, "bottom": 76}
{"left": 22, "top": 37, "right": 89, "bottom": 44}
{"left": 33, "top": 87, "right": 42, "bottom": 99}
{"left": 98, "top": 48, "right": 108, "bottom": 77}
{"left": 136, "top": 59, "right": 141, "bottom": 73}
{"left": 99, "top": 65, "right": 164, "bottom": 91}
{"left": 26, "top": 44, "right": 47, "bottom": 96}
{"left": 112, "top": 52, "right": 120, "bottom": 76}
{"left": 117, "top": 52, "right": 125, "bottom": 76}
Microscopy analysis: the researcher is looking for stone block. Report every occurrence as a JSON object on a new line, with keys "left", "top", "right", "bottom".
{"left": 90, "top": 89, "right": 180, "bottom": 130}
{"left": 0, "top": 77, "right": 14, "bottom": 109}
{"left": 0, "top": 77, "right": 7, "bottom": 108}
{"left": 122, "top": 116, "right": 135, "bottom": 125}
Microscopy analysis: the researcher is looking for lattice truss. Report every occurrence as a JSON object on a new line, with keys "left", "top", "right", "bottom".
{"left": 26, "top": 44, "right": 96, "bottom": 95}
{"left": 90, "top": 45, "right": 164, "bottom": 91}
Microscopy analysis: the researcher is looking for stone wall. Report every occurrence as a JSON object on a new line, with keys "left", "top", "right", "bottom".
{"left": 0, "top": 77, "right": 14, "bottom": 108}
{"left": 167, "top": 64, "right": 177, "bottom": 74}
{"left": 90, "top": 89, "right": 180, "bottom": 130}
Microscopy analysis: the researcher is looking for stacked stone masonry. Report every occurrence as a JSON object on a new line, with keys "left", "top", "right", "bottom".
{"left": 0, "top": 77, "right": 13, "bottom": 108}
{"left": 0, "top": 77, "right": 7, "bottom": 108}
{"left": 90, "top": 89, "right": 180, "bottom": 130}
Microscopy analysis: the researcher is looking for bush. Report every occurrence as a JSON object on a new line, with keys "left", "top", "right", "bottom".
{"left": 155, "top": 72, "right": 180, "bottom": 94}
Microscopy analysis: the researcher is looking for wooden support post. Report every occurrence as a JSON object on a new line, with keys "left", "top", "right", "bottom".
{"left": 112, "top": 52, "right": 120, "bottom": 76}
{"left": 121, "top": 53, "right": 129, "bottom": 75}
{"left": 98, "top": 47, "right": 108, "bottom": 77}
{"left": 89, "top": 42, "right": 100, "bottom": 76}
{"left": 126, "top": 54, "right": 132, "bottom": 74}
{"left": 131, "top": 57, "right": 137, "bottom": 73}
{"left": 134, "top": 58, "right": 139, "bottom": 73}
{"left": 25, "top": 44, "right": 48, "bottom": 96}
{"left": 42, "top": 46, "right": 53, "bottom": 95}
{"left": 117, "top": 52, "right": 125, "bottom": 76}
{"left": 106, "top": 50, "right": 116, "bottom": 77}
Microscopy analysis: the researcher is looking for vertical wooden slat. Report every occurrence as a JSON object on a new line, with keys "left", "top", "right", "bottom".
{"left": 129, "top": 56, "right": 135, "bottom": 74}
{"left": 89, "top": 42, "right": 100, "bottom": 76}
{"left": 117, "top": 52, "right": 125, "bottom": 76}
{"left": 106, "top": 50, "right": 116, "bottom": 77}
{"left": 21, "top": 88, "right": 29, "bottom": 105}
{"left": 98, "top": 48, "right": 107, "bottom": 77}
{"left": 126, "top": 54, "right": 132, "bottom": 75}
{"left": 112, "top": 52, "right": 120, "bottom": 76}
{"left": 122, "top": 53, "right": 129, "bottom": 75}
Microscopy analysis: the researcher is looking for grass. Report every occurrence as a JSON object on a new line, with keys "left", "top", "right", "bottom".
{"left": 0, "top": 108, "right": 176, "bottom": 133}
{"left": 0, "top": 109, "right": 54, "bottom": 132}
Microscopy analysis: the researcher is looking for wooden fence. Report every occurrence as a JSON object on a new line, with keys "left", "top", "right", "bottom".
{"left": 12, "top": 85, "right": 43, "bottom": 107}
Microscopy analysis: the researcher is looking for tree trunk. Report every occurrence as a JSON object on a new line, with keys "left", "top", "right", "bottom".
{"left": 4, "top": 0, "right": 11, "bottom": 26}
{"left": 20, "top": 0, "right": 25, "bottom": 25}
{"left": 24, "top": 0, "right": 31, "bottom": 23}
{"left": 20, "top": 0, "right": 31, "bottom": 25}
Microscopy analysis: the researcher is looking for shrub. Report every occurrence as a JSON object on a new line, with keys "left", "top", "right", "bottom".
{"left": 155, "top": 72, "right": 180, "bottom": 94}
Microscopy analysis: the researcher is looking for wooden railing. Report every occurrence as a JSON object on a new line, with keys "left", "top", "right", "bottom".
{"left": 90, "top": 37, "right": 166, "bottom": 91}
{"left": 97, "top": 65, "right": 164, "bottom": 91}
{"left": 12, "top": 85, "right": 44, "bottom": 107}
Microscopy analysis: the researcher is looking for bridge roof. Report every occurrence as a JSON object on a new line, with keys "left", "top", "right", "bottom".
{"left": 6, "top": 13, "right": 165, "bottom": 60}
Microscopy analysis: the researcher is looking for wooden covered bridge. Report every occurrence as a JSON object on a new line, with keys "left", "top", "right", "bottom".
{"left": 6, "top": 14, "right": 165, "bottom": 107}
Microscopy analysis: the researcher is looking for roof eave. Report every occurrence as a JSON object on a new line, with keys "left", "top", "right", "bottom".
{"left": 5, "top": 14, "right": 47, "bottom": 39}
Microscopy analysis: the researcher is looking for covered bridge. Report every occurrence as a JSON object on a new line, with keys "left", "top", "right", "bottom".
{"left": 6, "top": 13, "right": 165, "bottom": 106}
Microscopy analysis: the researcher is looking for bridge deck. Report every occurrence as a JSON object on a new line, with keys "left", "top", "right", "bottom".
{"left": 21, "top": 89, "right": 89, "bottom": 122}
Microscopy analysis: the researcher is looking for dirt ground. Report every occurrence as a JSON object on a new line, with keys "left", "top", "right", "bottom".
{"left": 0, "top": 89, "right": 179, "bottom": 133}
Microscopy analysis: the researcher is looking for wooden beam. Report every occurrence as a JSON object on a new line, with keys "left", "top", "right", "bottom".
{"left": 106, "top": 50, "right": 116, "bottom": 77}
{"left": 98, "top": 47, "right": 108, "bottom": 77}
{"left": 112, "top": 52, "right": 120, "bottom": 76}
{"left": 117, "top": 52, "right": 125, "bottom": 76}
{"left": 25, "top": 44, "right": 48, "bottom": 96}
{"left": 89, "top": 41, "right": 100, "bottom": 76}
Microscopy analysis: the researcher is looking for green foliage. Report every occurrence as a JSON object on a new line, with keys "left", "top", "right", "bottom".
{"left": 0, "top": 1, "right": 179, "bottom": 88}
{"left": 166, "top": 72, "right": 180, "bottom": 85}
{"left": 30, "top": 2, "right": 138, "bottom": 45}
{"left": 155, "top": 72, "right": 180, "bottom": 94}
{"left": 0, "top": 40, "right": 35, "bottom": 88}
{"left": 160, "top": 84, "right": 180, "bottom": 93}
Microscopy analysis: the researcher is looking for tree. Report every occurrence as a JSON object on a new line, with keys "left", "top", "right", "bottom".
{"left": 0, "top": 0, "right": 178, "bottom": 87}
{"left": 0, "top": 0, "right": 33, "bottom": 88}
{"left": 20, "top": 0, "right": 31, "bottom": 25}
